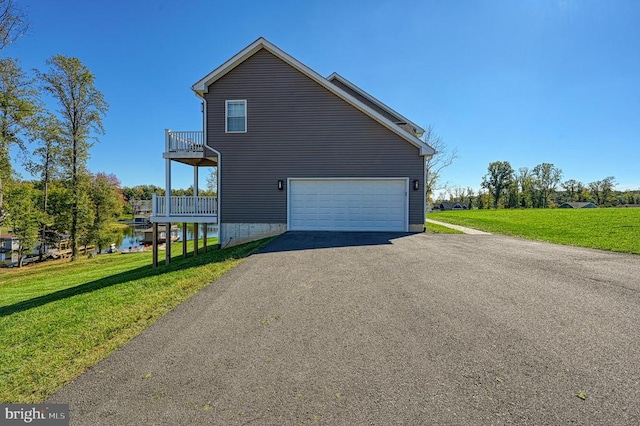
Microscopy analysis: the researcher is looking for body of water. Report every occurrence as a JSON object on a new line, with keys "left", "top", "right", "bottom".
{"left": 117, "top": 224, "right": 219, "bottom": 251}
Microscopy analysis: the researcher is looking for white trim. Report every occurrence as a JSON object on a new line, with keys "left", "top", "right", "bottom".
{"left": 423, "top": 158, "right": 427, "bottom": 227}
{"left": 192, "top": 38, "right": 435, "bottom": 157}
{"left": 150, "top": 215, "right": 218, "bottom": 224}
{"left": 326, "top": 72, "right": 425, "bottom": 137}
{"left": 225, "top": 99, "right": 247, "bottom": 133}
{"left": 287, "top": 177, "right": 409, "bottom": 232}
{"left": 286, "top": 179, "right": 291, "bottom": 230}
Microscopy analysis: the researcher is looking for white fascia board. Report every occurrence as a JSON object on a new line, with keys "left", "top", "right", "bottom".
{"left": 192, "top": 38, "right": 435, "bottom": 157}
{"left": 327, "top": 72, "right": 426, "bottom": 136}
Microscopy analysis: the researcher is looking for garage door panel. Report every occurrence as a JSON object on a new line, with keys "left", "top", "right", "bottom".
{"left": 289, "top": 179, "right": 407, "bottom": 232}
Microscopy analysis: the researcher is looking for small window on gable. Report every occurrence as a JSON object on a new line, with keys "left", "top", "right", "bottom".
{"left": 226, "top": 100, "right": 247, "bottom": 133}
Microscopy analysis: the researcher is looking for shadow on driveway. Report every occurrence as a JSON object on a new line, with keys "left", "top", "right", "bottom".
{"left": 259, "top": 231, "right": 417, "bottom": 253}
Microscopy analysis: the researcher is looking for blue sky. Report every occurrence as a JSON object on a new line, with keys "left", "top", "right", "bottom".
{"left": 7, "top": 0, "right": 640, "bottom": 192}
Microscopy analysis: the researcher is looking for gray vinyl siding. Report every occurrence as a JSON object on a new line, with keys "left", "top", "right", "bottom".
{"left": 204, "top": 48, "right": 425, "bottom": 225}
{"left": 328, "top": 78, "right": 399, "bottom": 123}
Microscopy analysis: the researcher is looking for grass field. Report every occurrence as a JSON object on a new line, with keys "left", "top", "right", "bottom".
{"left": 425, "top": 221, "right": 464, "bottom": 234}
{"left": 0, "top": 238, "right": 272, "bottom": 403}
{"left": 431, "top": 208, "right": 640, "bottom": 254}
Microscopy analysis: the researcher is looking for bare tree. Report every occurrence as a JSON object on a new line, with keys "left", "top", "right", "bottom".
{"left": 448, "top": 186, "right": 464, "bottom": 202}
{"left": 206, "top": 167, "right": 218, "bottom": 195}
{"left": 423, "top": 125, "right": 457, "bottom": 204}
{"left": 0, "top": 0, "right": 28, "bottom": 52}
{"left": 433, "top": 191, "right": 447, "bottom": 206}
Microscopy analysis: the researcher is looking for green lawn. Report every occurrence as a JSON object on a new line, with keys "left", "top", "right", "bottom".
{"left": 0, "top": 237, "right": 272, "bottom": 403}
{"left": 431, "top": 208, "right": 640, "bottom": 254}
{"left": 425, "top": 221, "right": 464, "bottom": 234}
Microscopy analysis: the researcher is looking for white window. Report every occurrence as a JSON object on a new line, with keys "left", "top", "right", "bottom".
{"left": 225, "top": 100, "right": 247, "bottom": 133}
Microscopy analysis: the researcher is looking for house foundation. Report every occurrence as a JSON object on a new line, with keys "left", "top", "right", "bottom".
{"left": 409, "top": 224, "right": 426, "bottom": 232}
{"left": 220, "top": 223, "right": 287, "bottom": 248}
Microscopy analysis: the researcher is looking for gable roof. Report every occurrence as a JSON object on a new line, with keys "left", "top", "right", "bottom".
{"left": 326, "top": 73, "right": 425, "bottom": 137}
{"left": 439, "top": 202, "right": 467, "bottom": 210}
{"left": 559, "top": 202, "right": 597, "bottom": 208}
{"left": 192, "top": 37, "right": 435, "bottom": 157}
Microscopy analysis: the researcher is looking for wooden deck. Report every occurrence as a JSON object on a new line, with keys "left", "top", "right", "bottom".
{"left": 49, "top": 240, "right": 95, "bottom": 259}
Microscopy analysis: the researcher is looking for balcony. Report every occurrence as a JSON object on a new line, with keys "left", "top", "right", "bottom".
{"left": 168, "top": 130, "right": 203, "bottom": 152}
{"left": 163, "top": 130, "right": 217, "bottom": 166}
{"left": 150, "top": 194, "right": 218, "bottom": 224}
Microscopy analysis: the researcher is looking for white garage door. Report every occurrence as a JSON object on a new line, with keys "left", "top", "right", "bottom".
{"left": 288, "top": 178, "right": 408, "bottom": 231}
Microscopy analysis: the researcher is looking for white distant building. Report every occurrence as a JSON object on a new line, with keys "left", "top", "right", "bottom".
{"left": 131, "top": 200, "right": 153, "bottom": 224}
{"left": 0, "top": 234, "right": 19, "bottom": 266}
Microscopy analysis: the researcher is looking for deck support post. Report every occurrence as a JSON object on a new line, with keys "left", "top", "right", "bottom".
{"left": 193, "top": 223, "right": 199, "bottom": 256}
{"left": 165, "top": 222, "right": 171, "bottom": 265}
{"left": 164, "top": 131, "right": 172, "bottom": 222}
{"left": 152, "top": 222, "right": 158, "bottom": 268}
{"left": 203, "top": 223, "right": 208, "bottom": 253}
{"left": 182, "top": 222, "right": 188, "bottom": 258}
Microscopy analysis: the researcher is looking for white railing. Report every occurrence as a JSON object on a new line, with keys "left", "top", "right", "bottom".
{"left": 153, "top": 194, "right": 218, "bottom": 217}
{"left": 166, "top": 130, "right": 204, "bottom": 153}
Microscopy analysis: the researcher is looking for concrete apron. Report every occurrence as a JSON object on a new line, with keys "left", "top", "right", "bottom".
{"left": 426, "top": 218, "right": 491, "bottom": 235}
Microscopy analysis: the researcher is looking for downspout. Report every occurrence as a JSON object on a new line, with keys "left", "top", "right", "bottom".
{"left": 194, "top": 91, "right": 223, "bottom": 247}
{"left": 193, "top": 165, "right": 198, "bottom": 211}
{"left": 424, "top": 156, "right": 427, "bottom": 231}
{"left": 423, "top": 153, "right": 432, "bottom": 232}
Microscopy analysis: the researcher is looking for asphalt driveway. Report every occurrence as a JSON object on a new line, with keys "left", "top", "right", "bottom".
{"left": 50, "top": 232, "right": 640, "bottom": 425}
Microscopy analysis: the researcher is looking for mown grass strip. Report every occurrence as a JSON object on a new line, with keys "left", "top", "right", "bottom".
{"left": 425, "top": 221, "right": 465, "bottom": 234}
{"left": 431, "top": 208, "right": 640, "bottom": 254}
{"left": 0, "top": 238, "right": 273, "bottom": 403}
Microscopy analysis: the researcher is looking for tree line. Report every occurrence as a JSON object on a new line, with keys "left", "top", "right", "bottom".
{"left": 120, "top": 183, "right": 217, "bottom": 216}
{"left": 0, "top": 1, "right": 121, "bottom": 265}
{"left": 435, "top": 160, "right": 638, "bottom": 209}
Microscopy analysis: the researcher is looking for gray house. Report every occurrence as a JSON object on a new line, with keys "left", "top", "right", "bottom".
{"left": 559, "top": 202, "right": 597, "bottom": 209}
{"left": 150, "top": 38, "right": 435, "bottom": 264}
{"left": 437, "top": 202, "right": 468, "bottom": 211}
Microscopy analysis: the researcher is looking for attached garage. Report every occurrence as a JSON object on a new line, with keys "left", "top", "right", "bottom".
{"left": 288, "top": 178, "right": 408, "bottom": 232}
{"left": 191, "top": 38, "right": 435, "bottom": 249}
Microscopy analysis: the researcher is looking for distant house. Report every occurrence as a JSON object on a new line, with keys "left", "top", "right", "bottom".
{"left": 131, "top": 199, "right": 152, "bottom": 215}
{"left": 559, "top": 202, "right": 597, "bottom": 209}
{"left": 0, "top": 234, "right": 19, "bottom": 266}
{"left": 130, "top": 199, "right": 152, "bottom": 225}
{"left": 437, "top": 202, "right": 468, "bottom": 211}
